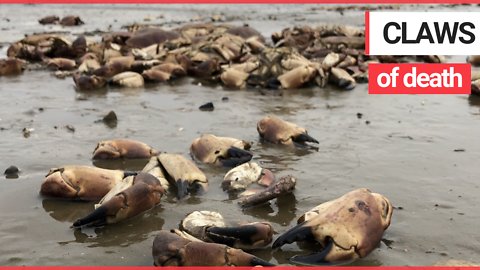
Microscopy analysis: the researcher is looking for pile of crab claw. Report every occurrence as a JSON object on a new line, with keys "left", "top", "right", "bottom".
{"left": 1, "top": 22, "right": 444, "bottom": 90}
{"left": 40, "top": 115, "right": 393, "bottom": 266}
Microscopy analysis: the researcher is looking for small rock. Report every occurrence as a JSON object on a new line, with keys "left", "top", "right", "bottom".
{"left": 199, "top": 102, "right": 214, "bottom": 111}
{"left": 453, "top": 148, "right": 465, "bottom": 152}
{"left": 65, "top": 125, "right": 75, "bottom": 133}
{"left": 365, "top": 120, "right": 370, "bottom": 125}
{"left": 60, "top": 15, "right": 84, "bottom": 26}
{"left": 38, "top": 15, "right": 59, "bottom": 25}
{"left": 102, "top": 110, "right": 118, "bottom": 128}
{"left": 222, "top": 97, "right": 229, "bottom": 102}
{"left": 22, "top": 127, "right": 33, "bottom": 138}
{"left": 4, "top": 165, "right": 19, "bottom": 179}
{"left": 356, "top": 112, "right": 363, "bottom": 119}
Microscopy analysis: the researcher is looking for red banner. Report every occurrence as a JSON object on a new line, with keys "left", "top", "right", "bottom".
{"left": 368, "top": 63, "right": 471, "bottom": 94}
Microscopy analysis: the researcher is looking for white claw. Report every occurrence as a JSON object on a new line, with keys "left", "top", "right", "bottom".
{"left": 223, "top": 162, "right": 263, "bottom": 191}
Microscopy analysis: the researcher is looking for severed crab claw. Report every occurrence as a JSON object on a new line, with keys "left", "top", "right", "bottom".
{"left": 222, "top": 162, "right": 275, "bottom": 192}
{"left": 272, "top": 188, "right": 393, "bottom": 265}
{"left": 152, "top": 230, "right": 275, "bottom": 266}
{"left": 92, "top": 139, "right": 158, "bottom": 160}
{"left": 72, "top": 172, "right": 165, "bottom": 227}
{"left": 179, "top": 210, "right": 273, "bottom": 249}
{"left": 73, "top": 73, "right": 106, "bottom": 91}
{"left": 190, "top": 134, "right": 253, "bottom": 167}
{"left": 257, "top": 116, "right": 318, "bottom": 146}
{"left": 40, "top": 165, "right": 129, "bottom": 200}
{"left": 238, "top": 175, "right": 296, "bottom": 208}
{"left": 141, "top": 156, "right": 171, "bottom": 190}
{"left": 0, "top": 58, "right": 25, "bottom": 76}
{"left": 156, "top": 153, "right": 208, "bottom": 199}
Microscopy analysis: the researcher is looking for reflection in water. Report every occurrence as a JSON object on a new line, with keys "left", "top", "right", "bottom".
{"left": 92, "top": 159, "right": 150, "bottom": 171}
{"left": 70, "top": 207, "right": 165, "bottom": 248}
{"left": 242, "top": 193, "right": 297, "bottom": 226}
{"left": 272, "top": 241, "right": 367, "bottom": 266}
{"left": 42, "top": 199, "right": 95, "bottom": 223}
{"left": 255, "top": 141, "right": 318, "bottom": 162}
{"left": 75, "top": 88, "right": 108, "bottom": 100}
{"left": 44, "top": 198, "right": 165, "bottom": 248}
{"left": 108, "top": 87, "right": 144, "bottom": 97}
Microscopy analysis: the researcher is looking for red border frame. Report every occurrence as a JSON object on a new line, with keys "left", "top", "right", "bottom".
{"left": 1, "top": 0, "right": 480, "bottom": 3}
{"left": 365, "top": 10, "right": 370, "bottom": 55}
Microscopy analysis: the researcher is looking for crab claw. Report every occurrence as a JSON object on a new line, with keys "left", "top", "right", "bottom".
{"left": 206, "top": 222, "right": 273, "bottom": 249}
{"left": 223, "top": 162, "right": 275, "bottom": 192}
{"left": 72, "top": 172, "right": 165, "bottom": 227}
{"left": 40, "top": 166, "right": 126, "bottom": 200}
{"left": 0, "top": 58, "right": 25, "bottom": 76}
{"left": 277, "top": 65, "right": 317, "bottom": 89}
{"left": 257, "top": 116, "right": 318, "bottom": 146}
{"left": 73, "top": 73, "right": 106, "bottom": 91}
{"left": 179, "top": 211, "right": 273, "bottom": 249}
{"left": 142, "top": 156, "right": 170, "bottom": 189}
{"left": 329, "top": 67, "right": 356, "bottom": 90}
{"left": 92, "top": 139, "right": 158, "bottom": 160}
{"left": 238, "top": 175, "right": 296, "bottom": 208}
{"left": 157, "top": 153, "right": 208, "bottom": 199}
{"left": 272, "top": 188, "right": 393, "bottom": 265}
{"left": 152, "top": 230, "right": 275, "bottom": 266}
{"left": 190, "top": 134, "right": 252, "bottom": 167}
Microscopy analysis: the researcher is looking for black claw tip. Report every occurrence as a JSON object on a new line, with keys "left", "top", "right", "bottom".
{"left": 293, "top": 133, "right": 319, "bottom": 144}
{"left": 220, "top": 147, "right": 253, "bottom": 167}
{"left": 250, "top": 256, "right": 276, "bottom": 266}
{"left": 289, "top": 239, "right": 334, "bottom": 266}
{"left": 72, "top": 206, "right": 108, "bottom": 228}
{"left": 176, "top": 179, "right": 189, "bottom": 199}
{"left": 272, "top": 223, "right": 313, "bottom": 249}
{"left": 123, "top": 171, "right": 138, "bottom": 178}
{"left": 206, "top": 225, "right": 258, "bottom": 246}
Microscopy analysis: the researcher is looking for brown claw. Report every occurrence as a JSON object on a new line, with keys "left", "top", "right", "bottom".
{"left": 157, "top": 153, "right": 208, "bottom": 198}
{"left": 238, "top": 175, "right": 296, "bottom": 208}
{"left": 257, "top": 116, "right": 318, "bottom": 145}
{"left": 190, "top": 134, "right": 252, "bottom": 167}
{"left": 0, "top": 58, "right": 25, "bottom": 76}
{"left": 73, "top": 172, "right": 165, "bottom": 227}
{"left": 152, "top": 230, "right": 275, "bottom": 266}
{"left": 40, "top": 165, "right": 125, "bottom": 200}
{"left": 274, "top": 188, "right": 393, "bottom": 264}
{"left": 73, "top": 73, "right": 106, "bottom": 91}
{"left": 206, "top": 222, "right": 274, "bottom": 249}
{"left": 92, "top": 139, "right": 158, "bottom": 160}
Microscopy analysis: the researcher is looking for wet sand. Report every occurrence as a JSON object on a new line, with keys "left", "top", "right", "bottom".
{"left": 1, "top": 4, "right": 480, "bottom": 266}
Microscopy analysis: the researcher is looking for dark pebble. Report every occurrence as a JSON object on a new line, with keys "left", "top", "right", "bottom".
{"left": 199, "top": 102, "right": 214, "bottom": 111}
{"left": 222, "top": 97, "right": 229, "bottom": 102}
{"left": 65, "top": 125, "right": 75, "bottom": 133}
{"left": 365, "top": 120, "right": 370, "bottom": 125}
{"left": 4, "top": 165, "right": 19, "bottom": 179}
{"left": 356, "top": 112, "right": 363, "bottom": 119}
{"left": 103, "top": 110, "right": 118, "bottom": 128}
{"left": 22, "top": 128, "right": 31, "bottom": 138}
{"left": 453, "top": 148, "right": 465, "bottom": 152}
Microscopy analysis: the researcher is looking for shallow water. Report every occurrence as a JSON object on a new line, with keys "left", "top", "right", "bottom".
{"left": 1, "top": 4, "right": 480, "bottom": 266}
